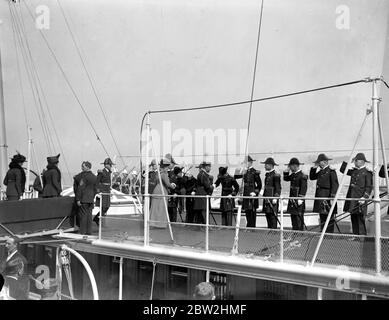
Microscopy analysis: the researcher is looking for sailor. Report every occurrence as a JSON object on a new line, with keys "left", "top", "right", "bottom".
{"left": 261, "top": 158, "right": 281, "bottom": 229}
{"left": 42, "top": 154, "right": 62, "bottom": 198}
{"left": 283, "top": 158, "right": 308, "bottom": 231}
{"left": 70, "top": 165, "right": 89, "bottom": 228}
{"left": 3, "top": 153, "right": 27, "bottom": 201}
{"left": 379, "top": 163, "right": 389, "bottom": 216}
{"left": 93, "top": 158, "right": 114, "bottom": 225}
{"left": 183, "top": 170, "right": 197, "bottom": 224}
{"left": 309, "top": 153, "right": 339, "bottom": 233}
{"left": 0, "top": 237, "right": 29, "bottom": 300}
{"left": 234, "top": 155, "right": 262, "bottom": 228}
{"left": 214, "top": 166, "right": 239, "bottom": 226}
{"left": 340, "top": 153, "right": 373, "bottom": 235}
{"left": 168, "top": 166, "right": 184, "bottom": 223}
{"left": 193, "top": 161, "right": 214, "bottom": 224}
{"left": 75, "top": 161, "right": 97, "bottom": 235}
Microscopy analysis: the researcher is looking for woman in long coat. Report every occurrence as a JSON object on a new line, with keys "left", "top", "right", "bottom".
{"left": 149, "top": 159, "right": 176, "bottom": 228}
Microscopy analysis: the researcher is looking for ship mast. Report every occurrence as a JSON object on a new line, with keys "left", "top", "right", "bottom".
{"left": 0, "top": 27, "right": 8, "bottom": 189}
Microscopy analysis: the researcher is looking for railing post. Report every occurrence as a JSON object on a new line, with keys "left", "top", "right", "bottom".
{"left": 205, "top": 195, "right": 210, "bottom": 252}
{"left": 280, "top": 196, "right": 284, "bottom": 263}
{"left": 144, "top": 112, "right": 150, "bottom": 246}
{"left": 372, "top": 78, "right": 382, "bottom": 274}
{"left": 98, "top": 193, "right": 102, "bottom": 240}
{"left": 118, "top": 257, "right": 123, "bottom": 300}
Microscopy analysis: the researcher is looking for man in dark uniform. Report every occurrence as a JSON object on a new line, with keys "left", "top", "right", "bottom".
{"left": 283, "top": 158, "right": 308, "bottom": 231}
{"left": 234, "top": 155, "right": 262, "bottom": 228}
{"left": 193, "top": 161, "right": 214, "bottom": 224}
{"left": 93, "top": 158, "right": 113, "bottom": 225}
{"left": 70, "top": 164, "right": 89, "bottom": 228}
{"left": 214, "top": 166, "right": 239, "bottom": 226}
{"left": 76, "top": 161, "right": 97, "bottom": 235}
{"left": 340, "top": 153, "right": 373, "bottom": 235}
{"left": 309, "top": 153, "right": 339, "bottom": 233}
{"left": 261, "top": 157, "right": 281, "bottom": 229}
{"left": 3, "top": 153, "right": 27, "bottom": 201}
{"left": 183, "top": 171, "right": 197, "bottom": 224}
{"left": 168, "top": 166, "right": 183, "bottom": 222}
{"left": 42, "top": 154, "right": 62, "bottom": 198}
{"left": 0, "top": 237, "right": 29, "bottom": 300}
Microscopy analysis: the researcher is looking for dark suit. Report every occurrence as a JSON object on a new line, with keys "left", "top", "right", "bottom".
{"left": 0, "top": 251, "right": 29, "bottom": 300}
{"left": 235, "top": 167, "right": 262, "bottom": 228}
{"left": 96, "top": 168, "right": 112, "bottom": 216}
{"left": 284, "top": 170, "right": 308, "bottom": 230}
{"left": 193, "top": 170, "right": 214, "bottom": 224}
{"left": 42, "top": 165, "right": 62, "bottom": 198}
{"left": 76, "top": 171, "right": 97, "bottom": 235}
{"left": 183, "top": 175, "right": 197, "bottom": 224}
{"left": 340, "top": 162, "right": 372, "bottom": 235}
{"left": 215, "top": 174, "right": 239, "bottom": 226}
{"left": 262, "top": 170, "right": 281, "bottom": 229}
{"left": 310, "top": 166, "right": 339, "bottom": 233}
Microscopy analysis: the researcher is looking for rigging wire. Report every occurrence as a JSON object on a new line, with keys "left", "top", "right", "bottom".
{"left": 56, "top": 0, "right": 126, "bottom": 167}
{"left": 23, "top": 0, "right": 112, "bottom": 160}
{"left": 15, "top": 2, "right": 72, "bottom": 181}
{"left": 8, "top": 3, "right": 53, "bottom": 154}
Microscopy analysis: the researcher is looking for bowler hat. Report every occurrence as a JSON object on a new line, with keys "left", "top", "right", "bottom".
{"left": 11, "top": 153, "right": 27, "bottom": 163}
{"left": 47, "top": 154, "right": 60, "bottom": 164}
{"left": 313, "top": 153, "right": 332, "bottom": 163}
{"left": 285, "top": 157, "right": 303, "bottom": 166}
{"left": 101, "top": 158, "right": 115, "bottom": 165}
{"left": 261, "top": 157, "right": 278, "bottom": 166}
{"left": 219, "top": 166, "right": 228, "bottom": 175}
{"left": 352, "top": 153, "right": 369, "bottom": 163}
{"left": 173, "top": 166, "right": 183, "bottom": 175}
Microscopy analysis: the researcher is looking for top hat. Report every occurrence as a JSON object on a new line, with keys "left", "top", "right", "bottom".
{"left": 47, "top": 154, "right": 60, "bottom": 164}
{"left": 164, "top": 153, "right": 176, "bottom": 165}
{"left": 285, "top": 157, "right": 303, "bottom": 166}
{"left": 352, "top": 152, "right": 369, "bottom": 163}
{"left": 11, "top": 153, "right": 27, "bottom": 163}
{"left": 218, "top": 166, "right": 228, "bottom": 176}
{"left": 261, "top": 157, "right": 278, "bottom": 166}
{"left": 313, "top": 153, "right": 332, "bottom": 164}
{"left": 101, "top": 158, "right": 115, "bottom": 166}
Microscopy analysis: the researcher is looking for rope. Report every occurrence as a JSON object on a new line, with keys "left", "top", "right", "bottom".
{"left": 8, "top": 3, "right": 53, "bottom": 154}
{"left": 150, "top": 259, "right": 157, "bottom": 300}
{"left": 56, "top": 0, "right": 126, "bottom": 167}
{"left": 22, "top": 1, "right": 112, "bottom": 159}
{"left": 148, "top": 79, "right": 366, "bottom": 114}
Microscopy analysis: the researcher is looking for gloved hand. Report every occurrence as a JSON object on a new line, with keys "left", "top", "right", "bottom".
{"left": 297, "top": 199, "right": 303, "bottom": 206}
{"left": 359, "top": 198, "right": 365, "bottom": 204}
{"left": 171, "top": 183, "right": 177, "bottom": 189}
{"left": 173, "top": 193, "right": 177, "bottom": 198}
{"left": 250, "top": 192, "right": 256, "bottom": 197}
{"left": 227, "top": 194, "right": 233, "bottom": 198}
{"left": 272, "top": 199, "right": 277, "bottom": 204}
{"left": 191, "top": 191, "right": 196, "bottom": 196}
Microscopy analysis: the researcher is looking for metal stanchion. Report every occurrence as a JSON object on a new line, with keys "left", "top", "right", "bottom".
{"left": 205, "top": 195, "right": 210, "bottom": 253}
{"left": 280, "top": 196, "right": 284, "bottom": 263}
{"left": 98, "top": 193, "right": 102, "bottom": 240}
{"left": 119, "top": 257, "right": 123, "bottom": 300}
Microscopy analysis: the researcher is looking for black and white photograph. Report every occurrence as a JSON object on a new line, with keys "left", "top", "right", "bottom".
{"left": 0, "top": 0, "right": 389, "bottom": 308}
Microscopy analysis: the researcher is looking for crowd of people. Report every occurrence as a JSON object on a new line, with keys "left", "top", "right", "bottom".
{"left": 2, "top": 150, "right": 389, "bottom": 236}
{"left": 146, "top": 152, "right": 388, "bottom": 236}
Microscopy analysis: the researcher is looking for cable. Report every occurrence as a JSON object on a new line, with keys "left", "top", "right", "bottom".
{"left": 23, "top": 0, "right": 112, "bottom": 159}
{"left": 148, "top": 79, "right": 366, "bottom": 114}
{"left": 56, "top": 0, "right": 126, "bottom": 167}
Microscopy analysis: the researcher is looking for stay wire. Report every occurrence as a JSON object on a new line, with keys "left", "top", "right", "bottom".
{"left": 56, "top": 0, "right": 125, "bottom": 167}
{"left": 15, "top": 3, "right": 72, "bottom": 181}
{"left": 23, "top": 0, "right": 112, "bottom": 159}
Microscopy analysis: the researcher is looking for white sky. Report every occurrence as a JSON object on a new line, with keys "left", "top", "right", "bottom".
{"left": 0, "top": 0, "right": 389, "bottom": 184}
